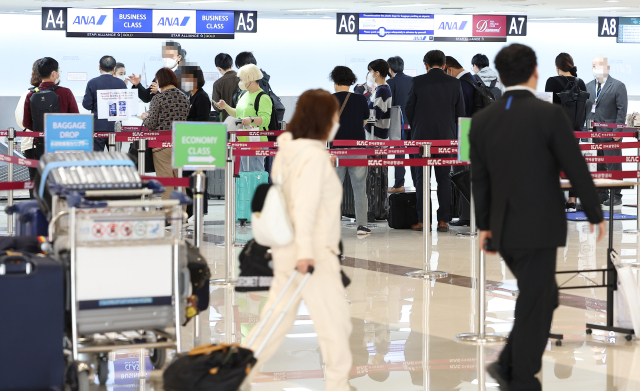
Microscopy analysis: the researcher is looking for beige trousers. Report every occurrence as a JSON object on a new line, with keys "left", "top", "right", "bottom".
{"left": 242, "top": 249, "right": 352, "bottom": 391}
{"left": 152, "top": 148, "right": 177, "bottom": 201}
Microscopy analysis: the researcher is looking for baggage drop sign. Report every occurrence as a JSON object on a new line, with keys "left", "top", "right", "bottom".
{"left": 44, "top": 113, "right": 94, "bottom": 153}
{"left": 172, "top": 122, "right": 226, "bottom": 170}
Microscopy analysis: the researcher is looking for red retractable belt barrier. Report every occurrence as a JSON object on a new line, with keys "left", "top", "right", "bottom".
{"left": 579, "top": 142, "right": 640, "bottom": 151}
{"left": 574, "top": 131, "right": 637, "bottom": 138}
{"left": 592, "top": 122, "right": 639, "bottom": 130}
{"left": 330, "top": 146, "right": 458, "bottom": 156}
{"left": 337, "top": 158, "right": 469, "bottom": 167}
{"left": 148, "top": 141, "right": 173, "bottom": 148}
{"left": 141, "top": 176, "right": 190, "bottom": 187}
{"left": 228, "top": 142, "right": 278, "bottom": 148}
{"left": 0, "top": 131, "right": 45, "bottom": 138}
{"left": 332, "top": 140, "right": 458, "bottom": 147}
{"left": 234, "top": 149, "right": 278, "bottom": 157}
{"left": 228, "top": 130, "right": 284, "bottom": 137}
{"left": 584, "top": 156, "right": 640, "bottom": 164}
{"left": 122, "top": 126, "right": 148, "bottom": 132}
{"left": 562, "top": 171, "right": 640, "bottom": 180}
{"left": 0, "top": 181, "right": 34, "bottom": 191}
{"left": 0, "top": 154, "right": 39, "bottom": 167}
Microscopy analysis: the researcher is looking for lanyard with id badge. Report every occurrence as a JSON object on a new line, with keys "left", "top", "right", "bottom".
{"left": 592, "top": 83, "right": 603, "bottom": 114}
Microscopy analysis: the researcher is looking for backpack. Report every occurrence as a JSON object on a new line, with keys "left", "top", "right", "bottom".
{"left": 556, "top": 77, "right": 589, "bottom": 131}
{"left": 28, "top": 85, "right": 60, "bottom": 136}
{"left": 460, "top": 77, "right": 496, "bottom": 113}
{"left": 474, "top": 74, "right": 503, "bottom": 100}
{"left": 232, "top": 77, "right": 285, "bottom": 123}
{"left": 255, "top": 92, "right": 280, "bottom": 142}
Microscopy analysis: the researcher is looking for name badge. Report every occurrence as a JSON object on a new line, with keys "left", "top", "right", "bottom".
{"left": 591, "top": 104, "right": 597, "bottom": 114}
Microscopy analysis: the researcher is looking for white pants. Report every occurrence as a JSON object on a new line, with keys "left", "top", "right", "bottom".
{"left": 242, "top": 250, "right": 352, "bottom": 391}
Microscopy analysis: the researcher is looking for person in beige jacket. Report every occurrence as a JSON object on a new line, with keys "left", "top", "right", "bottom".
{"left": 243, "top": 89, "right": 352, "bottom": 391}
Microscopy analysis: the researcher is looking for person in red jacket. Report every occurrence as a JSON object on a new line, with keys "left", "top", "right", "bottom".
{"left": 23, "top": 57, "right": 79, "bottom": 154}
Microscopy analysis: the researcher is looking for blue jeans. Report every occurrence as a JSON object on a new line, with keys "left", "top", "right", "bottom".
{"left": 336, "top": 156, "right": 368, "bottom": 227}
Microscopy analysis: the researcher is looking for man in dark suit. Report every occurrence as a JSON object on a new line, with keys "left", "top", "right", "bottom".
{"left": 470, "top": 44, "right": 606, "bottom": 391}
{"left": 406, "top": 50, "right": 465, "bottom": 232}
{"left": 82, "top": 55, "right": 127, "bottom": 151}
{"left": 585, "top": 57, "right": 628, "bottom": 205}
{"left": 388, "top": 56, "right": 414, "bottom": 192}
{"left": 444, "top": 55, "right": 477, "bottom": 227}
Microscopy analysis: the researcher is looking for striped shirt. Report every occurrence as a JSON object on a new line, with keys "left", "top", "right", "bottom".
{"left": 367, "top": 84, "right": 392, "bottom": 139}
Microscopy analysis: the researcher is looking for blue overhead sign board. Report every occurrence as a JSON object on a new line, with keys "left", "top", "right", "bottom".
{"left": 64, "top": 8, "right": 239, "bottom": 38}
{"left": 44, "top": 113, "right": 94, "bottom": 153}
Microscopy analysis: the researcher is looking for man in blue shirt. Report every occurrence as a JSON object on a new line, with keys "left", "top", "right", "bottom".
{"left": 387, "top": 56, "right": 414, "bottom": 192}
{"left": 82, "top": 55, "right": 127, "bottom": 151}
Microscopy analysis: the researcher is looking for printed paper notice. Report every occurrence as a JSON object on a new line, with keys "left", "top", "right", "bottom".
{"left": 97, "top": 89, "right": 138, "bottom": 121}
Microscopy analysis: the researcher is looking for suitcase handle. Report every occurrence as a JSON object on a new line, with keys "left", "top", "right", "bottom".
{"left": 0, "top": 255, "right": 33, "bottom": 276}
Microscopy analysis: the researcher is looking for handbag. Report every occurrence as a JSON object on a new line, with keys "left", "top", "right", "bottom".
{"left": 251, "top": 147, "right": 313, "bottom": 248}
{"left": 235, "top": 239, "right": 273, "bottom": 292}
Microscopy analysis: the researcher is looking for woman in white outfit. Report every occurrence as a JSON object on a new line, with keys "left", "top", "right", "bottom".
{"left": 243, "top": 89, "right": 352, "bottom": 390}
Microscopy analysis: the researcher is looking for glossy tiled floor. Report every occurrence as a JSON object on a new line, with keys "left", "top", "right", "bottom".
{"left": 81, "top": 188, "right": 640, "bottom": 390}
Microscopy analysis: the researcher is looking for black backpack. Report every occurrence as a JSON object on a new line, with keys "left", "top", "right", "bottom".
{"left": 473, "top": 74, "right": 503, "bottom": 100}
{"left": 556, "top": 77, "right": 589, "bottom": 131}
{"left": 29, "top": 85, "right": 60, "bottom": 135}
{"left": 232, "top": 78, "right": 286, "bottom": 123}
{"left": 255, "top": 92, "right": 281, "bottom": 141}
{"left": 461, "top": 77, "right": 496, "bottom": 113}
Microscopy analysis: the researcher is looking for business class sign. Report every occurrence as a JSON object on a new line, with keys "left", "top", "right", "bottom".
{"left": 63, "top": 8, "right": 255, "bottom": 38}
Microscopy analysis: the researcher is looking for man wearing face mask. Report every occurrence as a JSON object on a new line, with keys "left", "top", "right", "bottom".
{"left": 585, "top": 57, "right": 628, "bottom": 206}
{"left": 82, "top": 55, "right": 127, "bottom": 151}
{"left": 129, "top": 41, "right": 187, "bottom": 103}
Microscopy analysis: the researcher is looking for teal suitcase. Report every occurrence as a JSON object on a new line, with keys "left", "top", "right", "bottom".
{"left": 236, "top": 171, "right": 269, "bottom": 223}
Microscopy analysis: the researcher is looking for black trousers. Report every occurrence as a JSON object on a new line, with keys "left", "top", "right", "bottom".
{"left": 414, "top": 154, "right": 451, "bottom": 223}
{"left": 94, "top": 135, "right": 109, "bottom": 152}
{"left": 498, "top": 247, "right": 558, "bottom": 391}
{"left": 23, "top": 144, "right": 45, "bottom": 181}
{"left": 596, "top": 147, "right": 622, "bottom": 199}
{"left": 452, "top": 165, "right": 470, "bottom": 221}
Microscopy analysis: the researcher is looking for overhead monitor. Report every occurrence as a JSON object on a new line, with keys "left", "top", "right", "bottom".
{"left": 66, "top": 8, "right": 235, "bottom": 39}
{"left": 358, "top": 13, "right": 435, "bottom": 41}
{"left": 617, "top": 17, "right": 640, "bottom": 43}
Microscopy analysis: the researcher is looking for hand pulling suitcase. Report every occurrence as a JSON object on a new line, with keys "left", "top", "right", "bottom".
{"left": 207, "top": 169, "right": 225, "bottom": 200}
{"left": 236, "top": 171, "right": 269, "bottom": 223}
{"left": 388, "top": 192, "right": 419, "bottom": 229}
{"left": 6, "top": 200, "right": 49, "bottom": 237}
{"left": 163, "top": 268, "right": 314, "bottom": 391}
{"left": 0, "top": 252, "right": 64, "bottom": 391}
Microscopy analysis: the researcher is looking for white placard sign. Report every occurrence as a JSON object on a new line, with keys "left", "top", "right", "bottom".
{"left": 97, "top": 89, "right": 139, "bottom": 121}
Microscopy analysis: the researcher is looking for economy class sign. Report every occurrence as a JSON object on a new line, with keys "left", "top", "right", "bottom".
{"left": 172, "top": 122, "right": 227, "bottom": 170}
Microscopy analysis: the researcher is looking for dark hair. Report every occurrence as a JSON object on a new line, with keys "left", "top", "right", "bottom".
{"left": 555, "top": 53, "right": 578, "bottom": 77}
{"left": 37, "top": 57, "right": 59, "bottom": 79}
{"left": 494, "top": 44, "right": 537, "bottom": 87}
{"left": 182, "top": 65, "right": 205, "bottom": 89}
{"left": 368, "top": 59, "right": 389, "bottom": 78}
{"left": 155, "top": 67, "right": 180, "bottom": 89}
{"left": 115, "top": 62, "right": 125, "bottom": 71}
{"left": 30, "top": 59, "right": 42, "bottom": 87}
{"left": 163, "top": 41, "right": 187, "bottom": 60}
{"left": 471, "top": 54, "right": 490, "bottom": 69}
{"left": 329, "top": 66, "right": 357, "bottom": 86}
{"left": 236, "top": 52, "right": 257, "bottom": 68}
{"left": 99, "top": 55, "right": 117, "bottom": 72}
{"left": 445, "top": 56, "right": 463, "bottom": 70}
{"left": 289, "top": 89, "right": 339, "bottom": 140}
{"left": 387, "top": 56, "right": 404, "bottom": 73}
{"left": 215, "top": 53, "right": 233, "bottom": 70}
{"left": 424, "top": 50, "right": 446, "bottom": 68}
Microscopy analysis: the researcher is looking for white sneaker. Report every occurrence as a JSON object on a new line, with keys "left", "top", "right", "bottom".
{"left": 188, "top": 215, "right": 195, "bottom": 225}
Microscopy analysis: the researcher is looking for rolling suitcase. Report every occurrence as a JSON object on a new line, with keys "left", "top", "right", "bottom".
{"left": 366, "top": 158, "right": 389, "bottom": 222}
{"left": 388, "top": 192, "right": 419, "bottom": 229}
{"left": 341, "top": 170, "right": 356, "bottom": 218}
{"left": 236, "top": 171, "right": 269, "bottom": 223}
{"left": 0, "top": 252, "right": 64, "bottom": 391}
{"left": 207, "top": 169, "right": 225, "bottom": 200}
{"left": 6, "top": 200, "right": 49, "bottom": 237}
{"left": 164, "top": 268, "right": 314, "bottom": 391}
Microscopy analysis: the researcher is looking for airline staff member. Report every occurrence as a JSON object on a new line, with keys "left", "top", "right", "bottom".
{"left": 129, "top": 40, "right": 187, "bottom": 103}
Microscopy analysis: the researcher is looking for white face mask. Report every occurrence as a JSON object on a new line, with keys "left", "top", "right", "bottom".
{"left": 182, "top": 81, "right": 195, "bottom": 91}
{"left": 54, "top": 72, "right": 60, "bottom": 85}
{"left": 593, "top": 66, "right": 606, "bottom": 81}
{"left": 163, "top": 57, "right": 178, "bottom": 69}
{"left": 328, "top": 121, "right": 340, "bottom": 141}
{"left": 116, "top": 75, "right": 126, "bottom": 81}
{"left": 366, "top": 72, "right": 376, "bottom": 85}
{"left": 238, "top": 80, "right": 250, "bottom": 91}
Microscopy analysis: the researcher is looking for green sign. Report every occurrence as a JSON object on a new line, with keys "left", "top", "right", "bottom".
{"left": 172, "top": 122, "right": 226, "bottom": 170}
{"left": 458, "top": 117, "right": 472, "bottom": 163}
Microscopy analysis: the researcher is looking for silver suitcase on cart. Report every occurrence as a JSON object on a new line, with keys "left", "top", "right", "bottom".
{"left": 207, "top": 169, "right": 225, "bottom": 199}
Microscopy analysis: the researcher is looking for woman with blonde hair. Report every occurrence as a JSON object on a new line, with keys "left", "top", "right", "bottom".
{"left": 242, "top": 89, "right": 352, "bottom": 391}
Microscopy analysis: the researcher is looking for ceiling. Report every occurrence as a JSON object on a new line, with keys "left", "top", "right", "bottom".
{"left": 2, "top": 0, "right": 640, "bottom": 21}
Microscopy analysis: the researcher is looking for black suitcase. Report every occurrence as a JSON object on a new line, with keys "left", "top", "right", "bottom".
{"left": 388, "top": 192, "right": 419, "bottom": 229}
{"left": 0, "top": 252, "right": 64, "bottom": 390}
{"left": 366, "top": 158, "right": 389, "bottom": 222}
{"left": 341, "top": 170, "right": 356, "bottom": 218}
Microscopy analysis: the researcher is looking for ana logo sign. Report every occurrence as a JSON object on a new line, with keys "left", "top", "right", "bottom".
{"left": 434, "top": 15, "right": 472, "bottom": 37}
{"left": 72, "top": 15, "right": 107, "bottom": 25}
{"left": 438, "top": 21, "right": 467, "bottom": 30}
{"left": 157, "top": 17, "right": 190, "bottom": 26}
{"left": 67, "top": 8, "right": 113, "bottom": 33}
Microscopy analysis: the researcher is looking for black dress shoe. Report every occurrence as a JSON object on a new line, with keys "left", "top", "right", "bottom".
{"left": 604, "top": 197, "right": 622, "bottom": 206}
{"left": 449, "top": 219, "right": 470, "bottom": 227}
{"left": 487, "top": 362, "right": 510, "bottom": 391}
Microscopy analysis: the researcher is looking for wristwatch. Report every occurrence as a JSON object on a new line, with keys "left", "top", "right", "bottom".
{"left": 249, "top": 116, "right": 255, "bottom": 123}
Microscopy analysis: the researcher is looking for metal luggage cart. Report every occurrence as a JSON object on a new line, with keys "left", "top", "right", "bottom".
{"left": 49, "top": 189, "right": 191, "bottom": 390}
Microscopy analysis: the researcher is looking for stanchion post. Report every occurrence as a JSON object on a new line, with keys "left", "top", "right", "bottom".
{"left": 212, "top": 138, "right": 237, "bottom": 285}
{"left": 623, "top": 129, "right": 639, "bottom": 234}
{"left": 454, "top": 248, "right": 506, "bottom": 344}
{"left": 190, "top": 171, "right": 206, "bottom": 346}
{"left": 7, "top": 127, "right": 15, "bottom": 236}
{"left": 407, "top": 143, "right": 447, "bottom": 279}
{"left": 108, "top": 133, "right": 117, "bottom": 153}
{"left": 457, "top": 186, "right": 477, "bottom": 237}
{"left": 137, "top": 139, "right": 147, "bottom": 176}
